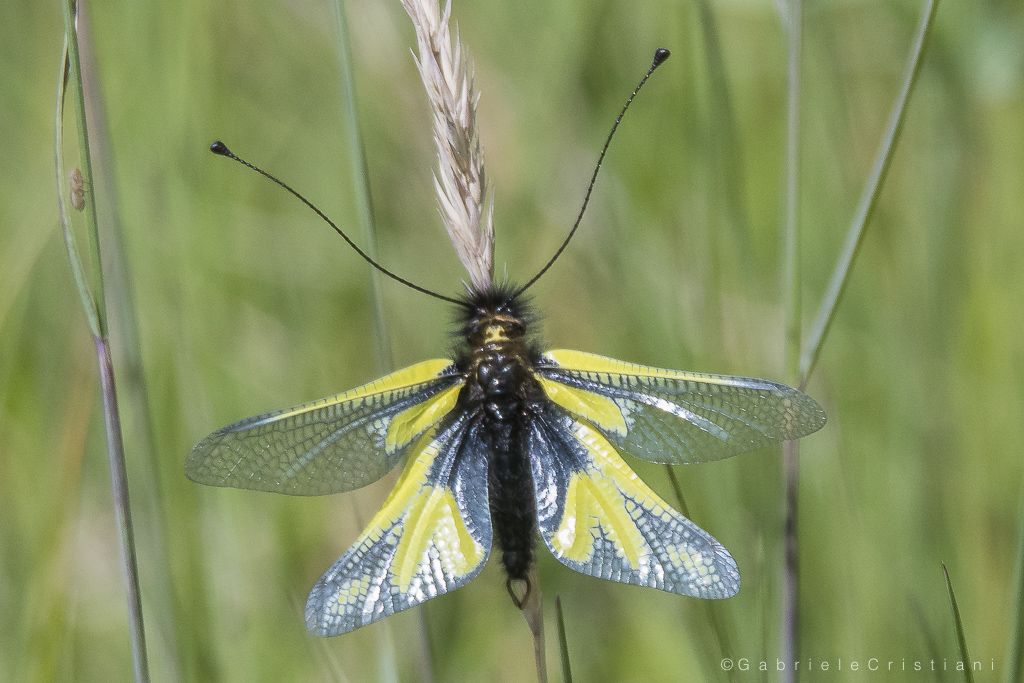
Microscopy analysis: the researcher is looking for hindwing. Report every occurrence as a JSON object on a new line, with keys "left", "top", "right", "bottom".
{"left": 528, "top": 402, "right": 740, "bottom": 599}
{"left": 305, "top": 412, "right": 491, "bottom": 635}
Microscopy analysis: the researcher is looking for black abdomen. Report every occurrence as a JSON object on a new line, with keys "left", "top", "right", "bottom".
{"left": 476, "top": 349, "right": 536, "bottom": 582}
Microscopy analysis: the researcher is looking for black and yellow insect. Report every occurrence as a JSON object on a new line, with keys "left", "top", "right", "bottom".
{"left": 186, "top": 49, "right": 826, "bottom": 637}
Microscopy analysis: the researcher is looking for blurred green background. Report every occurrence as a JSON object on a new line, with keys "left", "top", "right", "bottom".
{"left": 3, "top": 0, "right": 1023, "bottom": 680}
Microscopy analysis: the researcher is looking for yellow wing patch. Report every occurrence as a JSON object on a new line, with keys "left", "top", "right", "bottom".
{"left": 273, "top": 358, "right": 454, "bottom": 423}
{"left": 543, "top": 349, "right": 738, "bottom": 386}
{"left": 535, "top": 376, "right": 627, "bottom": 435}
{"left": 554, "top": 471, "right": 644, "bottom": 567}
{"left": 530, "top": 408, "right": 740, "bottom": 599}
{"left": 393, "top": 486, "right": 482, "bottom": 589}
{"left": 306, "top": 415, "right": 492, "bottom": 636}
{"left": 348, "top": 427, "right": 484, "bottom": 593}
{"left": 385, "top": 383, "right": 461, "bottom": 453}
{"left": 552, "top": 421, "right": 675, "bottom": 569}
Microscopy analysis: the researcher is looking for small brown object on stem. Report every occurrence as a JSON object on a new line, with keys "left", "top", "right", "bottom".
{"left": 69, "top": 167, "right": 85, "bottom": 211}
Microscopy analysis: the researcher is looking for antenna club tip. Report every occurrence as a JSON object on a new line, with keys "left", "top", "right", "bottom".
{"left": 653, "top": 48, "right": 671, "bottom": 68}
{"left": 210, "top": 140, "right": 231, "bottom": 156}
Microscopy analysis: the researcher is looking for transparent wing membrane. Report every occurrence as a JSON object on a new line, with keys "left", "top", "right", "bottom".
{"left": 536, "top": 349, "right": 826, "bottom": 464}
{"left": 186, "top": 360, "right": 463, "bottom": 495}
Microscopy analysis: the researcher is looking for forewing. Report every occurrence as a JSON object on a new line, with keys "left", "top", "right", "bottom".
{"left": 528, "top": 403, "right": 739, "bottom": 598}
{"left": 305, "top": 412, "right": 491, "bottom": 635}
{"left": 186, "top": 360, "right": 464, "bottom": 495}
{"left": 535, "top": 349, "right": 826, "bottom": 464}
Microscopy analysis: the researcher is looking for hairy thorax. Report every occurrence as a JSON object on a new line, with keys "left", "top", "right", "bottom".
{"left": 468, "top": 315, "right": 531, "bottom": 410}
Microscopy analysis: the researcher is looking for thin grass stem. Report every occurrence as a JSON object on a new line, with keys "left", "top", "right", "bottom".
{"left": 555, "top": 596, "right": 572, "bottom": 683}
{"left": 74, "top": 3, "right": 185, "bottom": 671}
{"left": 664, "top": 466, "right": 691, "bottom": 518}
{"left": 780, "top": 440, "right": 799, "bottom": 681}
{"left": 522, "top": 569, "right": 548, "bottom": 683}
{"left": 781, "top": 0, "right": 802, "bottom": 383}
{"left": 779, "top": 4, "right": 938, "bottom": 677}
{"left": 799, "top": 0, "right": 939, "bottom": 385}
{"left": 56, "top": 1, "right": 150, "bottom": 680}
{"left": 779, "top": 0, "right": 803, "bottom": 678}
{"left": 665, "top": 467, "right": 734, "bottom": 680}
{"left": 941, "top": 563, "right": 975, "bottom": 683}
{"left": 94, "top": 337, "right": 150, "bottom": 682}
{"left": 1005, "top": 482, "right": 1024, "bottom": 683}
{"left": 330, "top": 5, "right": 430, "bottom": 679}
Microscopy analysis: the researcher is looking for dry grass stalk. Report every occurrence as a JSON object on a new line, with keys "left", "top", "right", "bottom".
{"left": 400, "top": 0, "right": 493, "bottom": 291}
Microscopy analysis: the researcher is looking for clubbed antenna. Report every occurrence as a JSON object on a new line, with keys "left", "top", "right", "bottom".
{"left": 210, "top": 141, "right": 464, "bottom": 306}
{"left": 401, "top": 0, "right": 494, "bottom": 292}
{"left": 515, "top": 48, "right": 671, "bottom": 297}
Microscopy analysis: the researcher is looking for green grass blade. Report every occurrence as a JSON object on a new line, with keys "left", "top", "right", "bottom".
{"left": 555, "top": 596, "right": 572, "bottom": 683}
{"left": 799, "top": 0, "right": 939, "bottom": 384}
{"left": 74, "top": 5, "right": 188, "bottom": 672}
{"left": 332, "top": 0, "right": 393, "bottom": 374}
{"left": 941, "top": 563, "right": 974, "bottom": 683}
{"left": 57, "top": 1, "right": 150, "bottom": 679}
{"left": 54, "top": 39, "right": 99, "bottom": 338}
{"left": 781, "top": 0, "right": 803, "bottom": 383}
{"left": 59, "top": 0, "right": 108, "bottom": 338}
{"left": 329, "top": 4, "right": 414, "bottom": 679}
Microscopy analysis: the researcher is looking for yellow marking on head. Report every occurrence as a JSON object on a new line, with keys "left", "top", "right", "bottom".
{"left": 273, "top": 359, "right": 454, "bottom": 422}
{"left": 385, "top": 384, "right": 461, "bottom": 453}
{"left": 536, "top": 377, "right": 627, "bottom": 435}
{"left": 544, "top": 349, "right": 738, "bottom": 386}
{"left": 483, "top": 325, "right": 509, "bottom": 343}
